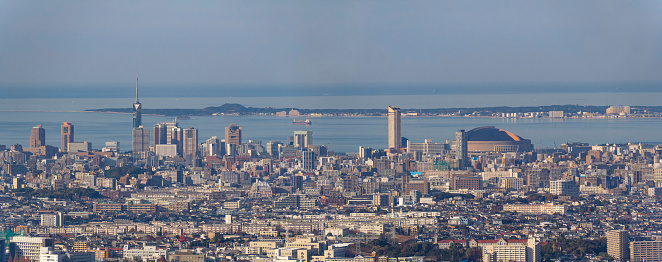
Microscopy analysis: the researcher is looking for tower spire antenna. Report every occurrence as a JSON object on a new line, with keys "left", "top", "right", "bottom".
{"left": 135, "top": 75, "right": 139, "bottom": 103}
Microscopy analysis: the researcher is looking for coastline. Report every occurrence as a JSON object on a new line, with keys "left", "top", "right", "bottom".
{"left": 83, "top": 103, "right": 662, "bottom": 119}
{"left": 3, "top": 109, "right": 659, "bottom": 120}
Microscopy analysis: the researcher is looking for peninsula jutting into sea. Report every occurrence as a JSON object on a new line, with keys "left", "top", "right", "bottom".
{"left": 87, "top": 103, "right": 662, "bottom": 119}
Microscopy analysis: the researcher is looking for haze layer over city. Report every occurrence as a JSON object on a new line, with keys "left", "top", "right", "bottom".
{"left": 1, "top": 2, "right": 662, "bottom": 262}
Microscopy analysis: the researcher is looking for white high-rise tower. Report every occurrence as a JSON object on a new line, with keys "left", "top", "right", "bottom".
{"left": 388, "top": 106, "right": 401, "bottom": 150}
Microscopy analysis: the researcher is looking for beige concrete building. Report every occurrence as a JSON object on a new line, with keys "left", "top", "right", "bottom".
{"left": 387, "top": 106, "right": 401, "bottom": 150}
{"left": 629, "top": 241, "right": 662, "bottom": 262}
{"left": 503, "top": 204, "right": 567, "bottom": 215}
{"left": 608, "top": 230, "right": 629, "bottom": 261}
{"left": 606, "top": 106, "right": 631, "bottom": 115}
{"left": 481, "top": 238, "right": 539, "bottom": 262}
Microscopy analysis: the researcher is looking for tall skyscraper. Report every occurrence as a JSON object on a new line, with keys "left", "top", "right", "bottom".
{"left": 132, "top": 77, "right": 145, "bottom": 155}
{"left": 30, "top": 125, "right": 45, "bottom": 148}
{"left": 154, "top": 120, "right": 182, "bottom": 155}
{"left": 293, "top": 130, "right": 313, "bottom": 149}
{"left": 171, "top": 126, "right": 183, "bottom": 155}
{"left": 607, "top": 230, "right": 629, "bottom": 262}
{"left": 266, "top": 141, "right": 282, "bottom": 156}
{"left": 225, "top": 124, "right": 242, "bottom": 145}
{"left": 388, "top": 106, "right": 401, "bottom": 150}
{"left": 132, "top": 127, "right": 150, "bottom": 153}
{"left": 455, "top": 129, "right": 468, "bottom": 169}
{"left": 154, "top": 123, "right": 168, "bottom": 146}
{"left": 300, "top": 150, "right": 315, "bottom": 171}
{"left": 182, "top": 127, "right": 198, "bottom": 158}
{"left": 164, "top": 119, "right": 179, "bottom": 144}
{"left": 60, "top": 122, "right": 74, "bottom": 152}
{"left": 202, "top": 136, "right": 220, "bottom": 157}
{"left": 132, "top": 76, "right": 142, "bottom": 128}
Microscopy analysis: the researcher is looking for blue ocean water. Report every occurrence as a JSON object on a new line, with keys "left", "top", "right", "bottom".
{"left": 1, "top": 112, "right": 661, "bottom": 153}
{"left": 1, "top": 84, "right": 661, "bottom": 153}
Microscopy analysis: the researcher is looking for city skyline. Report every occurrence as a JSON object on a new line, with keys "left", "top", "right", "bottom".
{"left": 3, "top": 2, "right": 662, "bottom": 262}
{"left": 3, "top": 77, "right": 662, "bottom": 262}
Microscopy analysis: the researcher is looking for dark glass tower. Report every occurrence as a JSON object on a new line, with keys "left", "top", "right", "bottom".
{"left": 133, "top": 76, "right": 142, "bottom": 128}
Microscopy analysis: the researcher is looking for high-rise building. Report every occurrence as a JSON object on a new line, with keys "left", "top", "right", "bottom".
{"left": 482, "top": 238, "right": 539, "bottom": 262}
{"left": 132, "top": 127, "right": 150, "bottom": 153}
{"left": 550, "top": 180, "right": 579, "bottom": 197}
{"left": 30, "top": 125, "right": 46, "bottom": 148}
{"left": 202, "top": 136, "right": 220, "bottom": 157}
{"left": 630, "top": 240, "right": 662, "bottom": 262}
{"left": 61, "top": 122, "right": 74, "bottom": 152}
{"left": 40, "top": 212, "right": 63, "bottom": 227}
{"left": 154, "top": 120, "right": 186, "bottom": 156}
{"left": 387, "top": 106, "right": 401, "bottom": 150}
{"left": 161, "top": 120, "right": 179, "bottom": 144}
{"left": 132, "top": 76, "right": 142, "bottom": 128}
{"left": 154, "top": 123, "right": 168, "bottom": 146}
{"left": 293, "top": 130, "right": 313, "bottom": 149}
{"left": 300, "top": 150, "right": 315, "bottom": 171}
{"left": 359, "top": 146, "right": 373, "bottom": 159}
{"left": 607, "top": 230, "right": 629, "bottom": 262}
{"left": 226, "top": 143, "right": 237, "bottom": 156}
{"left": 9, "top": 236, "right": 54, "bottom": 262}
{"left": 606, "top": 105, "right": 631, "bottom": 115}
{"left": 293, "top": 174, "right": 304, "bottom": 191}
{"left": 225, "top": 124, "right": 242, "bottom": 145}
{"left": 266, "top": 141, "right": 282, "bottom": 157}
{"left": 182, "top": 127, "right": 198, "bottom": 158}
{"left": 171, "top": 126, "right": 183, "bottom": 155}
{"left": 455, "top": 129, "right": 468, "bottom": 169}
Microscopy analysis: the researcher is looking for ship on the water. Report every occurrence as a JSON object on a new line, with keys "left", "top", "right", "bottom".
{"left": 293, "top": 118, "right": 312, "bottom": 125}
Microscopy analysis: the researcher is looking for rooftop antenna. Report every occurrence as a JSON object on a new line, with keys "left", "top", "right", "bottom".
{"left": 356, "top": 239, "right": 360, "bottom": 256}
{"left": 135, "top": 75, "right": 139, "bottom": 103}
{"left": 285, "top": 219, "right": 289, "bottom": 243}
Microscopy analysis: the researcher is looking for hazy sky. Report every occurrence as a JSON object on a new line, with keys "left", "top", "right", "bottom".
{"left": 1, "top": 1, "right": 661, "bottom": 86}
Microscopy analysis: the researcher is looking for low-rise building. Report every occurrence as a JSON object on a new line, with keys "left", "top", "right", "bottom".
{"left": 503, "top": 204, "right": 567, "bottom": 215}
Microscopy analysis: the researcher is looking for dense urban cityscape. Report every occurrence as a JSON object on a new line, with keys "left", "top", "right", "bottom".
{"left": 1, "top": 82, "right": 662, "bottom": 262}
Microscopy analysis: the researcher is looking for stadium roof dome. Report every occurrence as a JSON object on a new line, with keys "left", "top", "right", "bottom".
{"left": 466, "top": 126, "right": 525, "bottom": 142}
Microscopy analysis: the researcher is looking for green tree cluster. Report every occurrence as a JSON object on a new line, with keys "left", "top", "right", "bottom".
{"left": 357, "top": 238, "right": 480, "bottom": 261}
{"left": 541, "top": 237, "right": 607, "bottom": 261}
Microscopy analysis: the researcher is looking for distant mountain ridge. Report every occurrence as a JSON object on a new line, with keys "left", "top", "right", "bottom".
{"left": 86, "top": 103, "right": 662, "bottom": 117}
